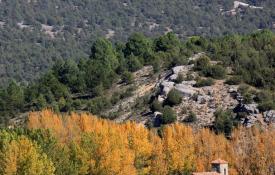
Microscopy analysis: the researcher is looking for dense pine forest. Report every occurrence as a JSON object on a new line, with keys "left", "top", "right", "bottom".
{"left": 0, "top": 0, "right": 275, "bottom": 85}
{"left": 0, "top": 110, "right": 274, "bottom": 175}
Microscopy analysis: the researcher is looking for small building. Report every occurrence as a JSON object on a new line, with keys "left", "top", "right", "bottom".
{"left": 192, "top": 159, "right": 228, "bottom": 175}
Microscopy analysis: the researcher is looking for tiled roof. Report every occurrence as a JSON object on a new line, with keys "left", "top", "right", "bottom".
{"left": 211, "top": 159, "right": 228, "bottom": 164}
{"left": 192, "top": 172, "right": 221, "bottom": 175}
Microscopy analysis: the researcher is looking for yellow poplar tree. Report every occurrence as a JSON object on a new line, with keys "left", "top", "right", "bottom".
{"left": 162, "top": 124, "right": 195, "bottom": 174}
{"left": 0, "top": 136, "right": 55, "bottom": 175}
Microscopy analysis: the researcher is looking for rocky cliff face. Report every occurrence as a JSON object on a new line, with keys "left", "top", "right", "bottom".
{"left": 152, "top": 56, "right": 239, "bottom": 127}
{"left": 104, "top": 53, "right": 274, "bottom": 128}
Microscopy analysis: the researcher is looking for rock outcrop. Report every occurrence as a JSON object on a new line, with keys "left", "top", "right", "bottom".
{"left": 153, "top": 53, "right": 239, "bottom": 127}
{"left": 233, "top": 103, "right": 259, "bottom": 114}
{"left": 105, "top": 53, "right": 269, "bottom": 128}
{"left": 174, "top": 84, "right": 196, "bottom": 97}
{"left": 264, "top": 110, "right": 275, "bottom": 124}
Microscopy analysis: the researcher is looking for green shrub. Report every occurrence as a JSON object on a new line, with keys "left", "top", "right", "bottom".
{"left": 134, "top": 95, "right": 150, "bottom": 110}
{"left": 72, "top": 99, "right": 82, "bottom": 109}
{"left": 243, "top": 92, "right": 254, "bottom": 104}
{"left": 225, "top": 76, "right": 242, "bottom": 85}
{"left": 213, "top": 109, "right": 234, "bottom": 136}
{"left": 202, "top": 65, "right": 226, "bottom": 79}
{"left": 254, "top": 90, "right": 273, "bottom": 103}
{"left": 151, "top": 100, "right": 163, "bottom": 112}
{"left": 185, "top": 72, "right": 194, "bottom": 81}
{"left": 35, "top": 94, "right": 47, "bottom": 110}
{"left": 120, "top": 86, "right": 135, "bottom": 99}
{"left": 127, "top": 55, "right": 143, "bottom": 72}
{"left": 160, "top": 106, "right": 177, "bottom": 124}
{"left": 87, "top": 96, "right": 111, "bottom": 115}
{"left": 121, "top": 71, "right": 134, "bottom": 84}
{"left": 184, "top": 112, "right": 197, "bottom": 123}
{"left": 165, "top": 89, "right": 182, "bottom": 106}
{"left": 174, "top": 73, "right": 184, "bottom": 84}
{"left": 238, "top": 84, "right": 250, "bottom": 95}
{"left": 195, "top": 78, "right": 214, "bottom": 87}
{"left": 92, "top": 84, "right": 104, "bottom": 97}
{"left": 194, "top": 56, "right": 210, "bottom": 71}
{"left": 258, "top": 101, "right": 275, "bottom": 112}
{"left": 111, "top": 92, "right": 121, "bottom": 105}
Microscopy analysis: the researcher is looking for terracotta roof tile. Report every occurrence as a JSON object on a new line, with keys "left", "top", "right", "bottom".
{"left": 211, "top": 158, "right": 228, "bottom": 164}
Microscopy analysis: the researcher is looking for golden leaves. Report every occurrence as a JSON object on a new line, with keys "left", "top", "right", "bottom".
{"left": 0, "top": 136, "right": 55, "bottom": 175}
{"left": 27, "top": 110, "right": 275, "bottom": 175}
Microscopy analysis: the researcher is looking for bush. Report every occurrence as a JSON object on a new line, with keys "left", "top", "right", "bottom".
{"left": 185, "top": 72, "right": 194, "bottom": 81}
{"left": 174, "top": 73, "right": 184, "bottom": 84}
{"left": 243, "top": 92, "right": 254, "bottom": 104}
{"left": 87, "top": 96, "right": 111, "bottom": 115}
{"left": 195, "top": 78, "right": 214, "bottom": 87}
{"left": 92, "top": 84, "right": 104, "bottom": 97}
{"left": 134, "top": 95, "right": 150, "bottom": 110}
{"left": 120, "top": 86, "right": 135, "bottom": 99}
{"left": 160, "top": 106, "right": 177, "bottom": 124}
{"left": 258, "top": 101, "right": 275, "bottom": 112}
{"left": 238, "top": 84, "right": 250, "bottom": 95}
{"left": 213, "top": 109, "right": 234, "bottom": 136}
{"left": 121, "top": 71, "right": 134, "bottom": 84}
{"left": 127, "top": 55, "right": 143, "bottom": 72}
{"left": 184, "top": 112, "right": 197, "bottom": 123}
{"left": 254, "top": 90, "right": 273, "bottom": 103}
{"left": 111, "top": 92, "right": 121, "bottom": 105}
{"left": 225, "top": 76, "right": 242, "bottom": 85}
{"left": 172, "top": 55, "right": 188, "bottom": 66}
{"left": 194, "top": 56, "right": 210, "bottom": 71}
{"left": 151, "top": 100, "right": 163, "bottom": 112}
{"left": 202, "top": 65, "right": 226, "bottom": 79}
{"left": 72, "top": 99, "right": 82, "bottom": 109}
{"left": 165, "top": 89, "right": 182, "bottom": 106}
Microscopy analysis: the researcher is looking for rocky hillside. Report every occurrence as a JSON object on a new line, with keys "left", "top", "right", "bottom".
{"left": 2, "top": 31, "right": 274, "bottom": 136}
{"left": 102, "top": 53, "right": 274, "bottom": 129}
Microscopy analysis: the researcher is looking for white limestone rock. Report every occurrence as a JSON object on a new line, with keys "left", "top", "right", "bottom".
{"left": 174, "top": 84, "right": 196, "bottom": 97}
{"left": 264, "top": 110, "right": 275, "bottom": 123}
{"left": 160, "top": 81, "right": 175, "bottom": 95}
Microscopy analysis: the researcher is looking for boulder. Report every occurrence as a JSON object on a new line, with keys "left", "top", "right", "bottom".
{"left": 172, "top": 66, "right": 187, "bottom": 75}
{"left": 175, "top": 84, "right": 196, "bottom": 97}
{"left": 233, "top": 103, "right": 259, "bottom": 114}
{"left": 169, "top": 74, "right": 178, "bottom": 81}
{"left": 188, "top": 52, "right": 205, "bottom": 61}
{"left": 157, "top": 95, "right": 165, "bottom": 103}
{"left": 241, "top": 114, "right": 259, "bottom": 127}
{"left": 197, "top": 95, "right": 210, "bottom": 104}
{"left": 245, "top": 104, "right": 259, "bottom": 114}
{"left": 160, "top": 80, "right": 175, "bottom": 95}
{"left": 153, "top": 111, "right": 163, "bottom": 118}
{"left": 228, "top": 87, "right": 238, "bottom": 93}
{"left": 181, "top": 80, "right": 196, "bottom": 86}
{"left": 263, "top": 110, "right": 275, "bottom": 123}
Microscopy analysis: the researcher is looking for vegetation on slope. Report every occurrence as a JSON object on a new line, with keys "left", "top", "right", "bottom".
{"left": 0, "top": 30, "right": 275, "bottom": 127}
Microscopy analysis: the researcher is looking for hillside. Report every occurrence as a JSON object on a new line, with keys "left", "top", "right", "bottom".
{"left": 0, "top": 0, "right": 275, "bottom": 85}
{"left": 1, "top": 30, "right": 274, "bottom": 137}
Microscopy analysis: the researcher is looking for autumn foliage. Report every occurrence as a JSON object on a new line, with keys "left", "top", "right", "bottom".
{"left": 1, "top": 109, "right": 273, "bottom": 175}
